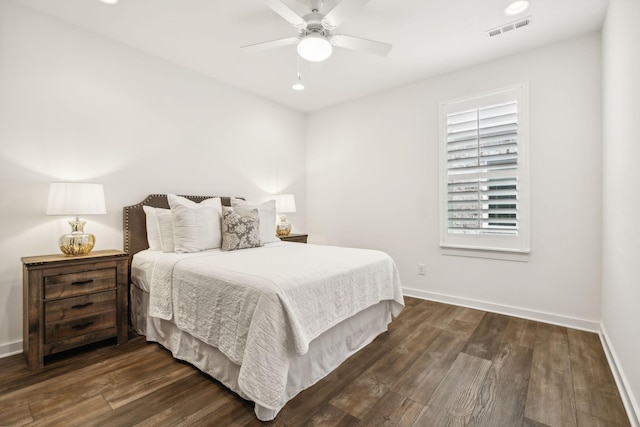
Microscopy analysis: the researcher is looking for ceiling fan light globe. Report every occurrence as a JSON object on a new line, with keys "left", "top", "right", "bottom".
{"left": 298, "top": 34, "right": 332, "bottom": 62}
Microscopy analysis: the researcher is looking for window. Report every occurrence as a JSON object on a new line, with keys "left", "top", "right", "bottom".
{"left": 439, "top": 84, "right": 529, "bottom": 254}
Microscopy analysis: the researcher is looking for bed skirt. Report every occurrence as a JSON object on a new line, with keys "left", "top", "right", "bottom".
{"left": 130, "top": 283, "right": 392, "bottom": 420}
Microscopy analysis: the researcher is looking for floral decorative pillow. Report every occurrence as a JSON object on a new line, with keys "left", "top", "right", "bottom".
{"left": 221, "top": 207, "right": 262, "bottom": 251}
{"left": 231, "top": 198, "right": 278, "bottom": 244}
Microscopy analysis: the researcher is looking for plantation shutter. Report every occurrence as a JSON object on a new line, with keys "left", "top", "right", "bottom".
{"left": 440, "top": 84, "right": 529, "bottom": 254}
{"left": 446, "top": 101, "right": 519, "bottom": 236}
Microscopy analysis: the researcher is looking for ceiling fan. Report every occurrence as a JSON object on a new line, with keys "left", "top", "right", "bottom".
{"left": 242, "top": 0, "right": 392, "bottom": 62}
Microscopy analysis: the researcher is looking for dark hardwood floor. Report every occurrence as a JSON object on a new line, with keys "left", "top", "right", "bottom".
{"left": 0, "top": 297, "right": 631, "bottom": 426}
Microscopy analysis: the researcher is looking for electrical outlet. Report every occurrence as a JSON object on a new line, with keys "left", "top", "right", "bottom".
{"left": 418, "top": 264, "right": 426, "bottom": 275}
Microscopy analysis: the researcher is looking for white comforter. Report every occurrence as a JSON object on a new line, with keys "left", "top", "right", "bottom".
{"left": 142, "top": 242, "right": 404, "bottom": 411}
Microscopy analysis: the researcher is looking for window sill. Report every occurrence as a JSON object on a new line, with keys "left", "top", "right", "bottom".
{"left": 441, "top": 245, "right": 530, "bottom": 262}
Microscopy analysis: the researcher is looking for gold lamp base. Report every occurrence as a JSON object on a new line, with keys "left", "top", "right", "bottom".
{"left": 276, "top": 214, "right": 292, "bottom": 236}
{"left": 59, "top": 217, "right": 96, "bottom": 256}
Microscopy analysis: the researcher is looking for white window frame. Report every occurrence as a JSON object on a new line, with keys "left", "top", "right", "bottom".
{"left": 439, "top": 83, "right": 530, "bottom": 256}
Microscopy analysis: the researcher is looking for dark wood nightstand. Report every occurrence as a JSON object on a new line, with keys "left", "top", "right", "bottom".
{"left": 22, "top": 249, "right": 129, "bottom": 369}
{"left": 278, "top": 233, "right": 308, "bottom": 243}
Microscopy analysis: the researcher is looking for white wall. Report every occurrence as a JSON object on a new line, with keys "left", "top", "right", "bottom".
{"left": 307, "top": 33, "right": 603, "bottom": 330}
{"left": 0, "top": 1, "right": 306, "bottom": 355}
{"left": 602, "top": 0, "right": 640, "bottom": 423}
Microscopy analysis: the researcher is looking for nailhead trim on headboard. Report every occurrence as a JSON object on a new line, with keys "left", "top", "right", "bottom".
{"left": 122, "top": 194, "right": 238, "bottom": 256}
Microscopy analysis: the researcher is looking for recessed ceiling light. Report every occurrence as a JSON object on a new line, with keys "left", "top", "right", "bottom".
{"left": 504, "top": 0, "right": 530, "bottom": 16}
{"left": 98, "top": 0, "right": 118, "bottom": 5}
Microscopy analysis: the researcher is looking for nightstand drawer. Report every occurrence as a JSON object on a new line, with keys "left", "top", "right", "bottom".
{"left": 45, "top": 310, "right": 117, "bottom": 343}
{"left": 44, "top": 268, "right": 116, "bottom": 299}
{"left": 45, "top": 290, "right": 116, "bottom": 323}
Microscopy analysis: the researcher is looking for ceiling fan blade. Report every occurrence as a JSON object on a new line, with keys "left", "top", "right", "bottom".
{"left": 263, "top": 0, "right": 307, "bottom": 29}
{"left": 330, "top": 34, "right": 392, "bottom": 56}
{"left": 241, "top": 37, "right": 300, "bottom": 53}
{"left": 322, "top": 0, "right": 371, "bottom": 29}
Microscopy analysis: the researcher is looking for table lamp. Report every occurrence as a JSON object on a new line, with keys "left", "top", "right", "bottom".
{"left": 46, "top": 182, "right": 107, "bottom": 255}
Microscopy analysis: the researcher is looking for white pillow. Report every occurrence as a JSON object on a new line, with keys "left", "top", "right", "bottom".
{"left": 143, "top": 205, "right": 162, "bottom": 251}
{"left": 231, "top": 198, "right": 277, "bottom": 244}
{"left": 168, "top": 194, "right": 222, "bottom": 253}
{"left": 156, "top": 208, "right": 175, "bottom": 253}
{"left": 143, "top": 206, "right": 175, "bottom": 252}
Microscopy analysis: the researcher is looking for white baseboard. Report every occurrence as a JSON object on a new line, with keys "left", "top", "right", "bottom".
{"left": 402, "top": 287, "right": 601, "bottom": 332}
{"left": 600, "top": 325, "right": 640, "bottom": 427}
{"left": 0, "top": 340, "right": 23, "bottom": 359}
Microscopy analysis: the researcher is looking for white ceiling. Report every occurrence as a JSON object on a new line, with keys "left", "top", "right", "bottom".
{"left": 13, "top": 0, "right": 609, "bottom": 112}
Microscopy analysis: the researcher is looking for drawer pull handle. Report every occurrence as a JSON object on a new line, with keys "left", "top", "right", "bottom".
{"left": 71, "top": 279, "right": 94, "bottom": 286}
{"left": 71, "top": 302, "right": 94, "bottom": 309}
{"left": 71, "top": 321, "right": 94, "bottom": 330}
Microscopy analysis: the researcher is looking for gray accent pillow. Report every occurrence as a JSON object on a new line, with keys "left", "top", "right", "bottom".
{"left": 221, "top": 207, "right": 262, "bottom": 251}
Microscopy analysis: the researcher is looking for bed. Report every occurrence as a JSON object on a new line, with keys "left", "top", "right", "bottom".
{"left": 123, "top": 194, "right": 404, "bottom": 421}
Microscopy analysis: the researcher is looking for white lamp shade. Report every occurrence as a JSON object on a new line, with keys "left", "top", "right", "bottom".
{"left": 297, "top": 34, "right": 333, "bottom": 62}
{"left": 47, "top": 182, "right": 107, "bottom": 215}
{"left": 274, "top": 194, "right": 296, "bottom": 213}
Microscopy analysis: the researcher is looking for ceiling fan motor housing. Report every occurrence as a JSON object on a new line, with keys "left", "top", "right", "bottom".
{"left": 300, "top": 12, "right": 331, "bottom": 38}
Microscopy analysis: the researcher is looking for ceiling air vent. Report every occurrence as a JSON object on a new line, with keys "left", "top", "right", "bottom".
{"left": 487, "top": 16, "right": 532, "bottom": 37}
